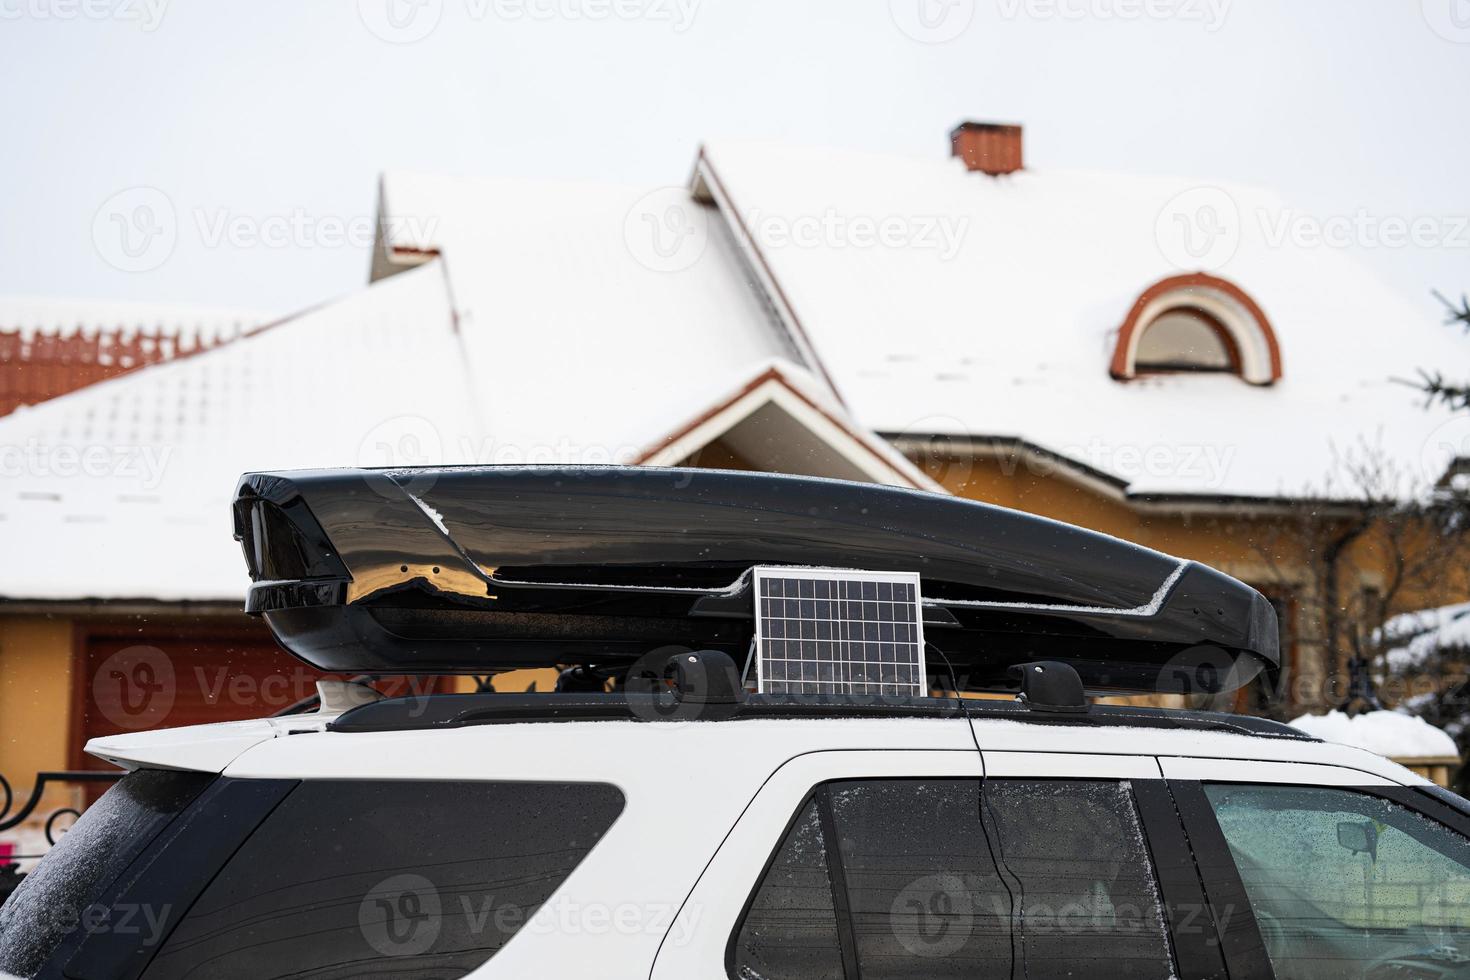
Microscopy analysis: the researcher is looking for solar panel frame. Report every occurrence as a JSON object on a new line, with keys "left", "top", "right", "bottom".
{"left": 752, "top": 567, "right": 928, "bottom": 697}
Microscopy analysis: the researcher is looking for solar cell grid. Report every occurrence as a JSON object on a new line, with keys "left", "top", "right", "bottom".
{"left": 753, "top": 567, "right": 927, "bottom": 697}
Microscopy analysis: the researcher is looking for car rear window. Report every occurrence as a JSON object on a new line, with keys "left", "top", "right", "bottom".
{"left": 140, "top": 780, "right": 624, "bottom": 979}
{"left": 0, "top": 769, "right": 213, "bottom": 979}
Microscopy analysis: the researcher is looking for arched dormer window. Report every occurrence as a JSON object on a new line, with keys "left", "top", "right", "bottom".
{"left": 1112, "top": 273, "right": 1283, "bottom": 385}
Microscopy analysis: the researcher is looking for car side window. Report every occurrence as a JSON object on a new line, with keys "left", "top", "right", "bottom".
{"left": 733, "top": 779, "right": 1175, "bottom": 980}
{"left": 982, "top": 780, "right": 1178, "bottom": 977}
{"left": 1204, "top": 784, "right": 1470, "bottom": 979}
{"left": 733, "top": 798, "right": 845, "bottom": 980}
{"left": 140, "top": 780, "right": 624, "bottom": 979}
{"left": 0, "top": 769, "right": 214, "bottom": 979}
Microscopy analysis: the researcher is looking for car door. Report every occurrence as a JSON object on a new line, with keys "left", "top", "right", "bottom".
{"left": 649, "top": 748, "right": 984, "bottom": 979}
{"left": 979, "top": 751, "right": 1226, "bottom": 980}
{"left": 652, "top": 748, "right": 1205, "bottom": 980}
{"left": 1162, "top": 756, "right": 1470, "bottom": 980}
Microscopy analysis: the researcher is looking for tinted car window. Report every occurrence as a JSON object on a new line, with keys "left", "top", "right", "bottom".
{"left": 984, "top": 780, "right": 1175, "bottom": 978}
{"left": 733, "top": 798, "right": 844, "bottom": 980}
{"left": 733, "top": 779, "right": 1174, "bottom": 980}
{"left": 830, "top": 780, "right": 1010, "bottom": 977}
{"left": 141, "top": 780, "right": 624, "bottom": 979}
{"left": 0, "top": 769, "right": 213, "bottom": 980}
{"left": 1205, "top": 784, "right": 1470, "bottom": 980}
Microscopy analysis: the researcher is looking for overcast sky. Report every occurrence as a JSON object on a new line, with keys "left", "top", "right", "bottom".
{"left": 1, "top": 0, "right": 1467, "bottom": 318}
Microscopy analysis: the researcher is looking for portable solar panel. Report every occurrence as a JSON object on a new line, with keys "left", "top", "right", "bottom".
{"left": 753, "top": 567, "right": 928, "bottom": 696}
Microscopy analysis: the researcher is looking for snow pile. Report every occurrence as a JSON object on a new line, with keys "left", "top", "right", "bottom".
{"left": 1382, "top": 602, "right": 1470, "bottom": 671}
{"left": 1290, "top": 709, "right": 1458, "bottom": 759}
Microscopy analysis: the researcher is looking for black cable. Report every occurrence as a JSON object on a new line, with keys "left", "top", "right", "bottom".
{"left": 927, "top": 644, "right": 1023, "bottom": 980}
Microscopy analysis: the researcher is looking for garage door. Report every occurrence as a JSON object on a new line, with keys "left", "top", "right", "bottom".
{"left": 75, "top": 618, "right": 446, "bottom": 771}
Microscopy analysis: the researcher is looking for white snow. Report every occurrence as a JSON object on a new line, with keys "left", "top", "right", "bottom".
{"left": 1290, "top": 709, "right": 1458, "bottom": 759}
{"left": 2, "top": 142, "right": 1465, "bottom": 601}
{"left": 376, "top": 169, "right": 808, "bottom": 458}
{"left": 0, "top": 264, "right": 478, "bottom": 600}
{"left": 1383, "top": 601, "right": 1470, "bottom": 671}
{"left": 0, "top": 171, "right": 860, "bottom": 600}
{"left": 0, "top": 295, "right": 271, "bottom": 342}
{"left": 698, "top": 139, "right": 1467, "bottom": 500}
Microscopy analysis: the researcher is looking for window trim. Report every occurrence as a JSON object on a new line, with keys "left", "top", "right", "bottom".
{"left": 1166, "top": 780, "right": 1278, "bottom": 980}
{"left": 1133, "top": 781, "right": 1230, "bottom": 980}
{"left": 812, "top": 786, "right": 862, "bottom": 980}
{"left": 1112, "top": 273, "right": 1283, "bottom": 385}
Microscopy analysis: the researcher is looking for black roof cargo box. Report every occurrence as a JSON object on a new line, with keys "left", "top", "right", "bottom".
{"left": 232, "top": 466, "right": 1279, "bottom": 695}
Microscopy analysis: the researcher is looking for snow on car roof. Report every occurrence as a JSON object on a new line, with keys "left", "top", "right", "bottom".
{"left": 696, "top": 139, "right": 1466, "bottom": 500}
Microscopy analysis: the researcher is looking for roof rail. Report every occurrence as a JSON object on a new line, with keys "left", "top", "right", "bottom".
{"left": 325, "top": 689, "right": 1313, "bottom": 741}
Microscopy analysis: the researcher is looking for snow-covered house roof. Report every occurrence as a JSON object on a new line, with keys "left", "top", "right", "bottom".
{"left": 3, "top": 136, "right": 1463, "bottom": 601}
{"left": 0, "top": 296, "right": 271, "bottom": 342}
{"left": 370, "top": 171, "right": 826, "bottom": 460}
{"left": 1291, "top": 709, "right": 1459, "bottom": 760}
{"left": 690, "top": 139, "right": 1467, "bottom": 502}
{"left": 0, "top": 297, "right": 278, "bottom": 418}
{"left": 0, "top": 173, "right": 931, "bottom": 602}
{"left": 0, "top": 266, "right": 473, "bottom": 600}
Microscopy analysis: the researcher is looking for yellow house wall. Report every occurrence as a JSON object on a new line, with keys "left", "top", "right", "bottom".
{"left": 916, "top": 451, "right": 1470, "bottom": 712}
{"left": 0, "top": 617, "right": 73, "bottom": 781}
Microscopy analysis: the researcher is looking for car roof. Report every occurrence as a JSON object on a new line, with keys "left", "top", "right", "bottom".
{"left": 87, "top": 706, "right": 1426, "bottom": 789}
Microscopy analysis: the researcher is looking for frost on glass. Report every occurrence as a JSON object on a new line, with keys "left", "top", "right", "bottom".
{"left": 984, "top": 780, "right": 1175, "bottom": 980}
{"left": 735, "top": 799, "right": 844, "bottom": 980}
{"left": 1206, "top": 784, "right": 1470, "bottom": 978}
{"left": 829, "top": 779, "right": 1011, "bottom": 978}
{"left": 0, "top": 769, "right": 211, "bottom": 979}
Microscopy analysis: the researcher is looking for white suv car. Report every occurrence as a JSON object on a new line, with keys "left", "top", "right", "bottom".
{"left": 1, "top": 467, "right": 1467, "bottom": 980}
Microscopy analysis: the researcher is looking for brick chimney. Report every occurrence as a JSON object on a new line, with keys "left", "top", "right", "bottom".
{"left": 950, "top": 122, "right": 1023, "bottom": 176}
